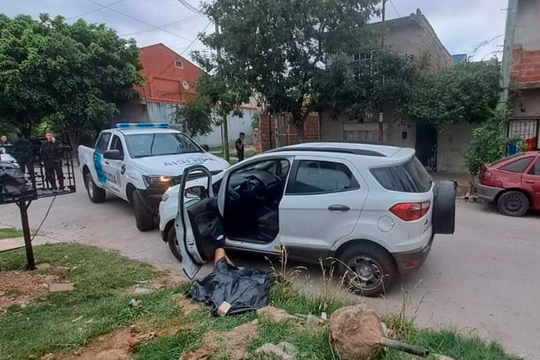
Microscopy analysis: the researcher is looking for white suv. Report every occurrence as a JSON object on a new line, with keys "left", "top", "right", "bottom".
{"left": 159, "top": 143, "right": 455, "bottom": 296}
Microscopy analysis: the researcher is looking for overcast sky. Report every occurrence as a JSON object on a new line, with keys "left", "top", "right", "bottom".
{"left": 1, "top": 0, "right": 508, "bottom": 63}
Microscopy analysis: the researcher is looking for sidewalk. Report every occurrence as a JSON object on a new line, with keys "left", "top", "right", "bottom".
{"left": 430, "top": 171, "right": 474, "bottom": 197}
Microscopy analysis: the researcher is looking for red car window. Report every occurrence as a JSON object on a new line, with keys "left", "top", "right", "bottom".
{"left": 499, "top": 156, "right": 534, "bottom": 173}
{"left": 529, "top": 158, "right": 540, "bottom": 175}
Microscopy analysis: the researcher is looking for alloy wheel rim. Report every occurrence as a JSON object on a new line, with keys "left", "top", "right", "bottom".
{"left": 348, "top": 255, "right": 384, "bottom": 292}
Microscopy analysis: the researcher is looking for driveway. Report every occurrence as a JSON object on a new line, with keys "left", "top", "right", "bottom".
{"left": 0, "top": 171, "right": 538, "bottom": 359}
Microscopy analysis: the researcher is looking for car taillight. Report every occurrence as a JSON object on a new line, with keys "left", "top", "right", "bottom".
{"left": 390, "top": 201, "right": 431, "bottom": 221}
{"left": 481, "top": 169, "right": 492, "bottom": 180}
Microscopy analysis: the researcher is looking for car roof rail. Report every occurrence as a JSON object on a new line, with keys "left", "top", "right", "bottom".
{"left": 267, "top": 147, "right": 387, "bottom": 157}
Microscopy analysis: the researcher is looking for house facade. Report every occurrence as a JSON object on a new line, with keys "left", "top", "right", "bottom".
{"left": 116, "top": 43, "right": 255, "bottom": 146}
{"left": 320, "top": 10, "right": 471, "bottom": 173}
{"left": 510, "top": 0, "right": 540, "bottom": 151}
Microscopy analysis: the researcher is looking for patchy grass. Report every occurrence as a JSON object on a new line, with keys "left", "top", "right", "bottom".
{"left": 0, "top": 244, "right": 522, "bottom": 360}
{"left": 209, "top": 145, "right": 256, "bottom": 164}
{"left": 0, "top": 228, "right": 23, "bottom": 240}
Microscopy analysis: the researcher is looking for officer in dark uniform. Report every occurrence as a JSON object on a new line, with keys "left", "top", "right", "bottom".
{"left": 41, "top": 132, "right": 64, "bottom": 191}
{"left": 13, "top": 133, "right": 34, "bottom": 177}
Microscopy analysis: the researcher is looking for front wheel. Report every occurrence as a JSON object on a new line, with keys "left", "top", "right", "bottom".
{"left": 167, "top": 227, "right": 183, "bottom": 262}
{"left": 85, "top": 172, "right": 106, "bottom": 203}
{"left": 497, "top": 191, "right": 529, "bottom": 217}
{"left": 132, "top": 191, "right": 156, "bottom": 231}
{"left": 339, "top": 244, "right": 397, "bottom": 297}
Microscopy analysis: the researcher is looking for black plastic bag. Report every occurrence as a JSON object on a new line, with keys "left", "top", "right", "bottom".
{"left": 189, "top": 258, "right": 272, "bottom": 315}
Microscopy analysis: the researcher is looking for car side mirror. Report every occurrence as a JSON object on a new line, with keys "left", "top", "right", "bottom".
{"left": 201, "top": 144, "right": 210, "bottom": 152}
{"left": 103, "top": 150, "right": 123, "bottom": 161}
{"left": 185, "top": 186, "right": 207, "bottom": 199}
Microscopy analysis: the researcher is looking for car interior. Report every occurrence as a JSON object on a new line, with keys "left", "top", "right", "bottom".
{"left": 224, "top": 159, "right": 290, "bottom": 242}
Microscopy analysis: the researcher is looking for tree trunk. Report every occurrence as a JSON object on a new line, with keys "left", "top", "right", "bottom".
{"left": 67, "top": 130, "right": 81, "bottom": 165}
{"left": 222, "top": 113, "right": 230, "bottom": 163}
{"left": 296, "top": 122, "right": 305, "bottom": 143}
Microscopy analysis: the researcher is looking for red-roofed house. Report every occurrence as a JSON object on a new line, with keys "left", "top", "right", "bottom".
{"left": 117, "top": 43, "right": 200, "bottom": 124}
{"left": 117, "top": 43, "right": 256, "bottom": 146}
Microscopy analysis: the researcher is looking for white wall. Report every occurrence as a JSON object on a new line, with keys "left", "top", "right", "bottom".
{"left": 436, "top": 122, "right": 473, "bottom": 173}
{"left": 192, "top": 109, "right": 256, "bottom": 147}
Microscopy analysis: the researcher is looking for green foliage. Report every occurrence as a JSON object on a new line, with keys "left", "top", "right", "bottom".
{"left": 406, "top": 60, "right": 500, "bottom": 124}
{"left": 0, "top": 228, "right": 23, "bottom": 240}
{"left": 174, "top": 97, "right": 213, "bottom": 137}
{"left": 465, "top": 110, "right": 506, "bottom": 176}
{"left": 315, "top": 51, "right": 419, "bottom": 121}
{"left": 0, "top": 14, "right": 143, "bottom": 140}
{"left": 196, "top": 0, "right": 379, "bottom": 137}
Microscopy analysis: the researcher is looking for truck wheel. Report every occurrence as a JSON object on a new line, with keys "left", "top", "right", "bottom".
{"left": 85, "top": 172, "right": 106, "bottom": 203}
{"left": 339, "top": 244, "right": 396, "bottom": 297}
{"left": 132, "top": 191, "right": 156, "bottom": 231}
{"left": 497, "top": 191, "right": 529, "bottom": 217}
{"left": 167, "top": 227, "right": 183, "bottom": 262}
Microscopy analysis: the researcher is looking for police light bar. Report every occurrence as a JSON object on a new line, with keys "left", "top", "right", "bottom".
{"left": 115, "top": 123, "right": 170, "bottom": 129}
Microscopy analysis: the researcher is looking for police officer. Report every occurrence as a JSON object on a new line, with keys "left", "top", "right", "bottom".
{"left": 41, "top": 132, "right": 64, "bottom": 191}
{"left": 13, "top": 133, "right": 34, "bottom": 177}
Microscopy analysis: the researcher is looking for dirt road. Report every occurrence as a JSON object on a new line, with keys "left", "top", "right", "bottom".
{"left": 1, "top": 172, "right": 538, "bottom": 359}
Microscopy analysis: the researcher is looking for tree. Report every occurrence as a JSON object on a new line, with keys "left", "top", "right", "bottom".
{"left": 405, "top": 60, "right": 500, "bottom": 125}
{"left": 464, "top": 109, "right": 506, "bottom": 176}
{"left": 0, "top": 14, "right": 143, "bottom": 151}
{"left": 174, "top": 97, "right": 213, "bottom": 137}
{"left": 198, "top": 0, "right": 379, "bottom": 141}
{"left": 314, "top": 51, "right": 419, "bottom": 121}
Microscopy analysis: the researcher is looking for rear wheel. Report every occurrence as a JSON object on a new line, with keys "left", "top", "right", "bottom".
{"left": 339, "top": 244, "right": 396, "bottom": 297}
{"left": 497, "top": 191, "right": 529, "bottom": 217}
{"left": 132, "top": 191, "right": 156, "bottom": 231}
{"left": 167, "top": 227, "right": 183, "bottom": 262}
{"left": 85, "top": 172, "right": 106, "bottom": 203}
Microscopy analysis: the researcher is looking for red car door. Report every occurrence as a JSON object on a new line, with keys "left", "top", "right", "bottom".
{"left": 522, "top": 156, "right": 540, "bottom": 210}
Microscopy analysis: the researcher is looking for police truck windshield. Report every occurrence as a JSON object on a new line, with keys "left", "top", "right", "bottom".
{"left": 125, "top": 133, "right": 202, "bottom": 158}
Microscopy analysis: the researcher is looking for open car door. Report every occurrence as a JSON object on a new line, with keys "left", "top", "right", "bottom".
{"left": 175, "top": 165, "right": 225, "bottom": 279}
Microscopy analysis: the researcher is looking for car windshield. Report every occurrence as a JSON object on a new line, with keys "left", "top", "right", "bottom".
{"left": 125, "top": 133, "right": 201, "bottom": 158}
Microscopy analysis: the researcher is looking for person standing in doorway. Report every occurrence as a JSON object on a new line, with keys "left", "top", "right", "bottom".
{"left": 235, "top": 132, "right": 245, "bottom": 162}
{"left": 41, "top": 132, "right": 64, "bottom": 191}
{"left": 13, "top": 133, "right": 34, "bottom": 177}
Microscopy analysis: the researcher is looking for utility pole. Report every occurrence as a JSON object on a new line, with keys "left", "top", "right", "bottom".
{"left": 215, "top": 20, "right": 230, "bottom": 162}
{"left": 378, "top": 0, "right": 386, "bottom": 142}
{"left": 498, "top": 0, "right": 519, "bottom": 111}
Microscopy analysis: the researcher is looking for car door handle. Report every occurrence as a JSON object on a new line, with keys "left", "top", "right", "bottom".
{"left": 328, "top": 204, "right": 350, "bottom": 212}
{"left": 104, "top": 161, "right": 110, "bottom": 165}
{"left": 525, "top": 180, "right": 535, "bottom": 184}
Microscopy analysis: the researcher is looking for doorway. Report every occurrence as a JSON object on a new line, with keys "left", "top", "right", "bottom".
{"left": 416, "top": 123, "right": 437, "bottom": 171}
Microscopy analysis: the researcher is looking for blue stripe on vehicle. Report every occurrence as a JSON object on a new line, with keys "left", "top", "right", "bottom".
{"left": 93, "top": 152, "right": 107, "bottom": 184}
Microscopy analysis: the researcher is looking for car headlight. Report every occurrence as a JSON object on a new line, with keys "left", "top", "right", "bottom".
{"left": 143, "top": 175, "right": 175, "bottom": 188}
{"left": 161, "top": 193, "right": 170, "bottom": 202}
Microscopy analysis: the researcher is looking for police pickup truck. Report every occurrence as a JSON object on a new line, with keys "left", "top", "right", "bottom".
{"left": 78, "top": 123, "right": 230, "bottom": 231}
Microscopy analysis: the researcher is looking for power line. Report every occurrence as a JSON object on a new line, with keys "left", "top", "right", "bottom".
{"left": 182, "top": 21, "right": 211, "bottom": 54}
{"left": 389, "top": 0, "right": 401, "bottom": 17}
{"left": 68, "top": 0, "right": 126, "bottom": 20}
{"left": 177, "top": 0, "right": 203, "bottom": 15}
{"left": 119, "top": 14, "right": 202, "bottom": 37}
{"left": 83, "top": 0, "right": 192, "bottom": 42}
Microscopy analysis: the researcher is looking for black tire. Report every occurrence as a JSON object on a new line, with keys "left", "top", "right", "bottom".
{"left": 132, "top": 191, "right": 156, "bottom": 231}
{"left": 433, "top": 180, "right": 456, "bottom": 235}
{"left": 85, "top": 172, "right": 106, "bottom": 203}
{"left": 497, "top": 191, "right": 529, "bottom": 217}
{"left": 167, "top": 227, "right": 183, "bottom": 262}
{"left": 339, "top": 244, "right": 397, "bottom": 297}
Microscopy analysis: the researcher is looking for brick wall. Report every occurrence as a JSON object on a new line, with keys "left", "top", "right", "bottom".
{"left": 512, "top": 46, "right": 540, "bottom": 85}
{"left": 255, "top": 113, "right": 320, "bottom": 153}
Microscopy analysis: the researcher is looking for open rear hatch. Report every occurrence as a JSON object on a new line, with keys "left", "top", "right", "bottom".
{"left": 175, "top": 165, "right": 225, "bottom": 279}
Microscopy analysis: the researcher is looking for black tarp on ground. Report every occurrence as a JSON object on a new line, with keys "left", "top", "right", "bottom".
{"left": 189, "top": 258, "right": 272, "bottom": 315}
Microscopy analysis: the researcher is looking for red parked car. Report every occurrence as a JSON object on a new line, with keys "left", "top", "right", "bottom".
{"left": 478, "top": 152, "right": 540, "bottom": 216}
